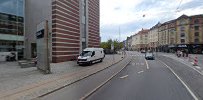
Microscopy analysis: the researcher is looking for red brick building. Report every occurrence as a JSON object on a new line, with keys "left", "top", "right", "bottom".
{"left": 25, "top": 0, "right": 100, "bottom": 63}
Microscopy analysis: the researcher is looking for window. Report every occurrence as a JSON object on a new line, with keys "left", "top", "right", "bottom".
{"left": 92, "top": 51, "right": 95, "bottom": 56}
{"left": 194, "top": 19, "right": 199, "bottom": 24}
{"left": 194, "top": 26, "right": 199, "bottom": 30}
{"left": 180, "top": 33, "right": 185, "bottom": 37}
{"left": 180, "top": 20, "right": 185, "bottom": 25}
{"left": 180, "top": 27, "right": 185, "bottom": 31}
{"left": 195, "top": 32, "right": 199, "bottom": 36}
{"left": 194, "top": 38, "right": 199, "bottom": 43}
{"left": 181, "top": 39, "right": 185, "bottom": 43}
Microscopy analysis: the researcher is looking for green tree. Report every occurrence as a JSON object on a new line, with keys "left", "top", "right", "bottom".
{"left": 100, "top": 39, "right": 123, "bottom": 51}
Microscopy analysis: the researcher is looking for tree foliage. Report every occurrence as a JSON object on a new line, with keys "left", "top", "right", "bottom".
{"left": 100, "top": 39, "right": 123, "bottom": 51}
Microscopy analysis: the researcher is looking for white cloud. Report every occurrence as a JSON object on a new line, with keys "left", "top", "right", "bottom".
{"left": 100, "top": 0, "right": 203, "bottom": 42}
{"left": 100, "top": 0, "right": 142, "bottom": 26}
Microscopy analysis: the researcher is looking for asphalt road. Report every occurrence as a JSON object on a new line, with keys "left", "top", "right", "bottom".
{"left": 87, "top": 52, "right": 194, "bottom": 100}
{"left": 37, "top": 52, "right": 132, "bottom": 100}
{"left": 37, "top": 51, "right": 196, "bottom": 100}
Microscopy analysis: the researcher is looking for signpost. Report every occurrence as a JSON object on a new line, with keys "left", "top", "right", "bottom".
{"left": 36, "top": 20, "right": 50, "bottom": 74}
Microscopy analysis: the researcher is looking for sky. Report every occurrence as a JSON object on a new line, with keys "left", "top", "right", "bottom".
{"left": 100, "top": 0, "right": 203, "bottom": 42}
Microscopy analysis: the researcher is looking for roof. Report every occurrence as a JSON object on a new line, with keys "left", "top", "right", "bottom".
{"left": 177, "top": 14, "right": 189, "bottom": 20}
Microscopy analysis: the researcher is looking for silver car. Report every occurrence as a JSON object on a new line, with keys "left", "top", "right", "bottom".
{"left": 145, "top": 52, "right": 155, "bottom": 60}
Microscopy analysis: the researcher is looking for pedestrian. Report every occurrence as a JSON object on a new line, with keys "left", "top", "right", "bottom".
{"left": 180, "top": 50, "right": 183, "bottom": 57}
{"left": 177, "top": 50, "right": 181, "bottom": 57}
{"left": 186, "top": 50, "right": 188, "bottom": 57}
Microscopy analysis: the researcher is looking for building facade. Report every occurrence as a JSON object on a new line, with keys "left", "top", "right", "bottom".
{"left": 168, "top": 20, "right": 176, "bottom": 53}
{"left": 128, "top": 14, "right": 203, "bottom": 54}
{"left": 135, "top": 29, "right": 149, "bottom": 51}
{"left": 188, "top": 15, "right": 203, "bottom": 53}
{"left": 176, "top": 14, "right": 203, "bottom": 54}
{"left": 25, "top": 0, "right": 100, "bottom": 63}
{"left": 0, "top": 0, "right": 24, "bottom": 59}
{"left": 148, "top": 23, "right": 160, "bottom": 52}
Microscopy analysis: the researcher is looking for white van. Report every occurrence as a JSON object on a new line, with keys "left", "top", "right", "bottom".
{"left": 77, "top": 48, "right": 105, "bottom": 65}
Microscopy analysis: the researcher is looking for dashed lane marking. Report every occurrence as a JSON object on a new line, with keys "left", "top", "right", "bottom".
{"left": 138, "top": 71, "right": 144, "bottom": 74}
{"left": 132, "top": 63, "right": 135, "bottom": 66}
{"left": 144, "top": 59, "right": 149, "bottom": 70}
{"left": 119, "top": 75, "right": 129, "bottom": 79}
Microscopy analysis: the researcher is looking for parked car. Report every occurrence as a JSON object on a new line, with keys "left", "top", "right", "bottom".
{"left": 77, "top": 48, "right": 105, "bottom": 65}
{"left": 145, "top": 52, "right": 155, "bottom": 60}
{"left": 141, "top": 50, "right": 146, "bottom": 53}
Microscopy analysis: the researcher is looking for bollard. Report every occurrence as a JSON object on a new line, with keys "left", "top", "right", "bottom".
{"left": 193, "top": 56, "right": 198, "bottom": 66}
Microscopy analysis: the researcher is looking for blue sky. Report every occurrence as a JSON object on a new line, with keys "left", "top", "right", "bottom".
{"left": 100, "top": 0, "right": 203, "bottom": 42}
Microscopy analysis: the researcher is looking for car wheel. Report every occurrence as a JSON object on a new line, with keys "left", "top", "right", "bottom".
{"left": 89, "top": 61, "right": 93, "bottom": 65}
{"left": 100, "top": 58, "right": 103, "bottom": 62}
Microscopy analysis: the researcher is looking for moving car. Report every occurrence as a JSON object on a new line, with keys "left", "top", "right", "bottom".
{"left": 145, "top": 52, "right": 155, "bottom": 60}
{"left": 77, "top": 48, "right": 105, "bottom": 65}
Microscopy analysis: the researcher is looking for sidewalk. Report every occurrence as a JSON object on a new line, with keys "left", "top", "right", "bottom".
{"left": 0, "top": 54, "right": 125, "bottom": 100}
{"left": 157, "top": 52, "right": 203, "bottom": 73}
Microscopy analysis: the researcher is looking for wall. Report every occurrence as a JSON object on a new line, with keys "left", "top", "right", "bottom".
{"left": 24, "top": 0, "right": 52, "bottom": 59}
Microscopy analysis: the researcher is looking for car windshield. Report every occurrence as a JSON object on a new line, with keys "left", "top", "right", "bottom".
{"left": 80, "top": 51, "right": 92, "bottom": 57}
{"left": 146, "top": 53, "right": 153, "bottom": 56}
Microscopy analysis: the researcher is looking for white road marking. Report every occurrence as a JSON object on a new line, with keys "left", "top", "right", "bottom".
{"left": 166, "top": 55, "right": 203, "bottom": 76}
{"left": 119, "top": 75, "right": 129, "bottom": 79}
{"left": 140, "top": 63, "right": 145, "bottom": 66}
{"left": 158, "top": 60, "right": 199, "bottom": 100}
{"left": 195, "top": 66, "right": 201, "bottom": 69}
{"left": 138, "top": 71, "right": 144, "bottom": 74}
{"left": 79, "top": 59, "right": 132, "bottom": 100}
{"left": 144, "top": 59, "right": 149, "bottom": 69}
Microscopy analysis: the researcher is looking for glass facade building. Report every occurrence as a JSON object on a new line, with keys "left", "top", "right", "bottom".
{"left": 0, "top": 0, "right": 24, "bottom": 59}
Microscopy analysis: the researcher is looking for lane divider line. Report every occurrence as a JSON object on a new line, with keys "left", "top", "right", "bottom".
{"left": 158, "top": 60, "right": 199, "bottom": 100}
{"left": 144, "top": 59, "right": 149, "bottom": 70}
{"left": 119, "top": 75, "right": 129, "bottom": 79}
{"left": 138, "top": 71, "right": 144, "bottom": 74}
{"left": 79, "top": 58, "right": 132, "bottom": 100}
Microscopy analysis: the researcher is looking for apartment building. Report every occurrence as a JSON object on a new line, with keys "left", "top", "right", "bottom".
{"left": 158, "top": 23, "right": 166, "bottom": 52}
{"left": 188, "top": 15, "right": 203, "bottom": 53}
{"left": 135, "top": 29, "right": 149, "bottom": 51}
{"left": 128, "top": 14, "right": 203, "bottom": 54}
{"left": 25, "top": 0, "right": 100, "bottom": 63}
{"left": 148, "top": 23, "right": 160, "bottom": 52}
{"left": 176, "top": 14, "right": 203, "bottom": 53}
{"left": 126, "top": 36, "right": 132, "bottom": 51}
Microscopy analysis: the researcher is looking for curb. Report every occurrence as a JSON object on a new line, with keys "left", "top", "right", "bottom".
{"left": 80, "top": 56, "right": 131, "bottom": 100}
{"left": 37, "top": 53, "right": 127, "bottom": 98}
{"left": 0, "top": 54, "right": 127, "bottom": 100}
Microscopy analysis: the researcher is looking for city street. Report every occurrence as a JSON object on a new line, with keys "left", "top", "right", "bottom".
{"left": 37, "top": 51, "right": 203, "bottom": 100}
